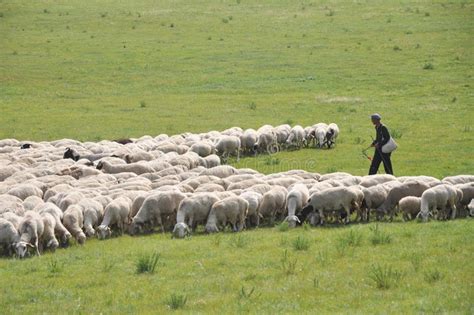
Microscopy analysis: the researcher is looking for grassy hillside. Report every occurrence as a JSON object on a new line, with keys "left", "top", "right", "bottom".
{"left": 0, "top": 220, "right": 473, "bottom": 314}
{"left": 0, "top": 0, "right": 473, "bottom": 177}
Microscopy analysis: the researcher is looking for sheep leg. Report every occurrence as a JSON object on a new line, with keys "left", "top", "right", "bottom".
{"left": 343, "top": 206, "right": 351, "bottom": 224}
{"left": 450, "top": 202, "right": 457, "bottom": 220}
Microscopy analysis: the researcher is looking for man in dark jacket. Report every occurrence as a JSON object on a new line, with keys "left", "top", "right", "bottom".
{"left": 368, "top": 113, "right": 393, "bottom": 175}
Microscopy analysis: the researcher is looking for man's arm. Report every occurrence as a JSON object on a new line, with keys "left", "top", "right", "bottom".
{"left": 379, "top": 126, "right": 390, "bottom": 146}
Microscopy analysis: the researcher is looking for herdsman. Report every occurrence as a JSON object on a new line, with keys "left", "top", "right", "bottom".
{"left": 369, "top": 113, "right": 394, "bottom": 175}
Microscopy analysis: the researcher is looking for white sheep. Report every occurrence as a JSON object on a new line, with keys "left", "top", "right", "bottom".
{"left": 419, "top": 184, "right": 459, "bottom": 222}
{"left": 0, "top": 218, "right": 20, "bottom": 256}
{"left": 131, "top": 190, "right": 186, "bottom": 234}
{"left": 285, "top": 125, "right": 305, "bottom": 150}
{"left": 239, "top": 191, "right": 263, "bottom": 228}
{"left": 97, "top": 197, "right": 132, "bottom": 239}
{"left": 306, "top": 187, "right": 360, "bottom": 225}
{"left": 41, "top": 212, "right": 59, "bottom": 252}
{"left": 258, "top": 186, "right": 287, "bottom": 225}
{"left": 63, "top": 205, "right": 86, "bottom": 245}
{"left": 325, "top": 123, "right": 339, "bottom": 148}
{"left": 240, "top": 129, "right": 258, "bottom": 155}
{"left": 215, "top": 135, "right": 241, "bottom": 161}
{"left": 79, "top": 199, "right": 104, "bottom": 237}
{"left": 205, "top": 196, "right": 249, "bottom": 233}
{"left": 173, "top": 193, "right": 220, "bottom": 238}
{"left": 17, "top": 211, "right": 45, "bottom": 257}
{"left": 37, "top": 203, "right": 71, "bottom": 246}
{"left": 284, "top": 184, "right": 309, "bottom": 227}
{"left": 96, "top": 160, "right": 154, "bottom": 175}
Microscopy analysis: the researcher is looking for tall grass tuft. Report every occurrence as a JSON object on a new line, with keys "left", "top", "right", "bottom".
{"left": 280, "top": 250, "right": 298, "bottom": 276}
{"left": 166, "top": 293, "right": 187, "bottom": 310}
{"left": 369, "top": 264, "right": 403, "bottom": 289}
{"left": 369, "top": 224, "right": 392, "bottom": 245}
{"left": 292, "top": 235, "right": 311, "bottom": 251}
{"left": 277, "top": 221, "right": 289, "bottom": 232}
{"left": 424, "top": 269, "right": 444, "bottom": 284}
{"left": 136, "top": 251, "right": 160, "bottom": 274}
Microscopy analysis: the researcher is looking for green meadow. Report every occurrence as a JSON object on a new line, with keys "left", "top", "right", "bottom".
{"left": 0, "top": 1, "right": 473, "bottom": 313}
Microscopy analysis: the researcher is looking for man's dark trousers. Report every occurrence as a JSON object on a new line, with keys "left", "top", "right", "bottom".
{"left": 369, "top": 148, "right": 393, "bottom": 175}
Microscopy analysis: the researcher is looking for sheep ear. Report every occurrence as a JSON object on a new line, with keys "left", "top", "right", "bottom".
{"left": 295, "top": 216, "right": 301, "bottom": 223}
{"left": 27, "top": 243, "right": 35, "bottom": 248}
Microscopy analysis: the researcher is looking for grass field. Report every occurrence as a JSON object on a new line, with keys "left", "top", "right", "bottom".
{"left": 1, "top": 1, "right": 473, "bottom": 313}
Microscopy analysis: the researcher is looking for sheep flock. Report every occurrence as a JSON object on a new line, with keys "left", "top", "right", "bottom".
{"left": 0, "top": 122, "right": 473, "bottom": 259}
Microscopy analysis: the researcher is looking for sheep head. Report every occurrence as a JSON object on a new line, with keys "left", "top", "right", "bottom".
{"left": 284, "top": 215, "right": 300, "bottom": 228}
{"left": 96, "top": 225, "right": 111, "bottom": 240}
{"left": 172, "top": 223, "right": 190, "bottom": 239}
{"left": 14, "top": 241, "right": 34, "bottom": 259}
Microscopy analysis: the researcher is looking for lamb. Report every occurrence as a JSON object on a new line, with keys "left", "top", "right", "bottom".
{"left": 377, "top": 180, "right": 430, "bottom": 220}
{"left": 130, "top": 190, "right": 186, "bottom": 235}
{"left": 205, "top": 196, "right": 249, "bottom": 233}
{"left": 306, "top": 187, "right": 360, "bottom": 225}
{"left": 398, "top": 196, "right": 421, "bottom": 221}
{"left": 96, "top": 160, "right": 155, "bottom": 175}
{"left": 17, "top": 211, "right": 45, "bottom": 257}
{"left": 419, "top": 184, "right": 459, "bottom": 221}
{"left": 285, "top": 125, "right": 305, "bottom": 150}
{"left": 284, "top": 184, "right": 309, "bottom": 227}
{"left": 79, "top": 199, "right": 104, "bottom": 237}
{"left": 173, "top": 193, "right": 220, "bottom": 238}
{"left": 97, "top": 197, "right": 132, "bottom": 239}
{"left": 239, "top": 191, "right": 263, "bottom": 227}
{"left": 63, "top": 205, "right": 86, "bottom": 245}
{"left": 0, "top": 218, "right": 20, "bottom": 256}
{"left": 258, "top": 186, "right": 287, "bottom": 225}
{"left": 215, "top": 136, "right": 241, "bottom": 161}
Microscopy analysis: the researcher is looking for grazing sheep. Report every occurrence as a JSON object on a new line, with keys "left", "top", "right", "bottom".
{"left": 360, "top": 185, "right": 388, "bottom": 222}
{"left": 325, "top": 123, "right": 339, "bottom": 148}
{"left": 468, "top": 199, "right": 474, "bottom": 217}
{"left": 79, "top": 199, "right": 104, "bottom": 237}
{"left": 173, "top": 193, "right": 220, "bottom": 238}
{"left": 0, "top": 218, "right": 20, "bottom": 256}
{"left": 130, "top": 190, "right": 186, "bottom": 235}
{"left": 41, "top": 212, "right": 59, "bottom": 252}
{"left": 377, "top": 180, "right": 430, "bottom": 220}
{"left": 285, "top": 125, "right": 305, "bottom": 150}
{"left": 63, "top": 205, "right": 86, "bottom": 245}
{"left": 312, "top": 123, "right": 328, "bottom": 148}
{"left": 215, "top": 136, "right": 241, "bottom": 161}
{"left": 37, "top": 203, "right": 71, "bottom": 246}
{"left": 23, "top": 196, "right": 45, "bottom": 211}
{"left": 359, "top": 174, "right": 397, "bottom": 188}
{"left": 97, "top": 197, "right": 132, "bottom": 239}
{"left": 455, "top": 183, "right": 474, "bottom": 215}
{"left": 399, "top": 196, "right": 421, "bottom": 221}
{"left": 240, "top": 129, "right": 258, "bottom": 155}
{"left": 17, "top": 211, "right": 45, "bottom": 257}
{"left": 239, "top": 191, "right": 263, "bottom": 228}
{"left": 0, "top": 212, "right": 22, "bottom": 229}
{"left": 258, "top": 186, "right": 287, "bottom": 225}
{"left": 254, "top": 127, "right": 278, "bottom": 154}
{"left": 205, "top": 196, "right": 249, "bottom": 233}
{"left": 306, "top": 187, "right": 360, "bottom": 225}
{"left": 284, "top": 184, "right": 309, "bottom": 227}
{"left": 419, "top": 184, "right": 459, "bottom": 221}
